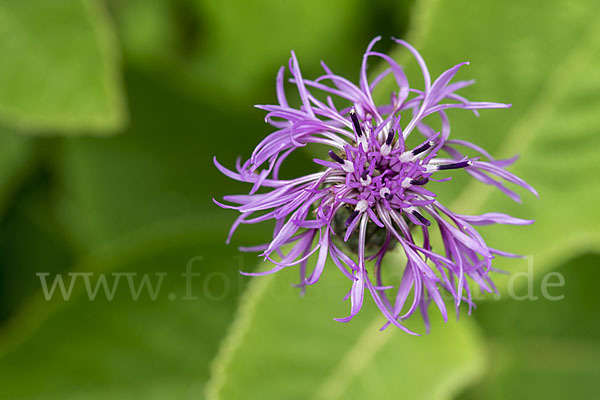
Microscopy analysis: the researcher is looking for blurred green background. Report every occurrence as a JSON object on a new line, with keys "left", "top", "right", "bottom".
{"left": 0, "top": 0, "right": 598, "bottom": 399}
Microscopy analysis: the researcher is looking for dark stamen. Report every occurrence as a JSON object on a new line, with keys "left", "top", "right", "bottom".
{"left": 410, "top": 177, "right": 429, "bottom": 185}
{"left": 412, "top": 210, "right": 431, "bottom": 226}
{"left": 437, "top": 160, "right": 472, "bottom": 171}
{"left": 385, "top": 129, "right": 395, "bottom": 145}
{"left": 412, "top": 140, "right": 434, "bottom": 156}
{"left": 361, "top": 169, "right": 369, "bottom": 180}
{"left": 385, "top": 192, "right": 393, "bottom": 200}
{"left": 349, "top": 109, "right": 363, "bottom": 137}
{"left": 328, "top": 150, "right": 345, "bottom": 164}
{"left": 345, "top": 210, "right": 360, "bottom": 227}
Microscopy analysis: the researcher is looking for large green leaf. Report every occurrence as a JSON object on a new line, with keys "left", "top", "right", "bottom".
{"left": 206, "top": 262, "right": 486, "bottom": 400}
{"left": 458, "top": 253, "right": 600, "bottom": 400}
{"left": 0, "top": 0, "right": 126, "bottom": 134}
{"left": 0, "top": 224, "right": 256, "bottom": 399}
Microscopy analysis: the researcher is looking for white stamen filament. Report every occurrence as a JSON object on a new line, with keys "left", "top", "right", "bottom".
{"left": 377, "top": 120, "right": 392, "bottom": 143}
{"left": 356, "top": 199, "right": 369, "bottom": 213}
{"left": 342, "top": 161, "right": 354, "bottom": 173}
{"left": 405, "top": 206, "right": 417, "bottom": 214}
{"left": 357, "top": 134, "right": 368, "bottom": 150}
{"left": 424, "top": 164, "right": 438, "bottom": 173}
{"left": 401, "top": 177, "right": 412, "bottom": 188}
{"left": 398, "top": 151, "right": 415, "bottom": 163}
{"left": 380, "top": 143, "right": 392, "bottom": 156}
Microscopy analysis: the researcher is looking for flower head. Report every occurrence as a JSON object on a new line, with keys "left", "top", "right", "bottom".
{"left": 214, "top": 37, "right": 536, "bottom": 334}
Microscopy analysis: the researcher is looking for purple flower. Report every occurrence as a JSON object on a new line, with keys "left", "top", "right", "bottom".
{"left": 214, "top": 37, "right": 536, "bottom": 334}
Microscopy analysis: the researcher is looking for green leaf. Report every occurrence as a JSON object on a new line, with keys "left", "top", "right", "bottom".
{"left": 206, "top": 262, "right": 486, "bottom": 400}
{"left": 458, "top": 253, "right": 600, "bottom": 400}
{"left": 0, "top": 0, "right": 126, "bottom": 134}
{"left": 0, "top": 224, "right": 255, "bottom": 399}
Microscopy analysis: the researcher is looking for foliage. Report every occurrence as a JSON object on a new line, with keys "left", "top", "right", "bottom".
{"left": 0, "top": 0, "right": 598, "bottom": 398}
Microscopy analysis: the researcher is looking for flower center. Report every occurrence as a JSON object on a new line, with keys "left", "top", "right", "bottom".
{"left": 324, "top": 108, "right": 473, "bottom": 231}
